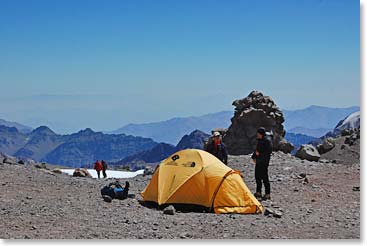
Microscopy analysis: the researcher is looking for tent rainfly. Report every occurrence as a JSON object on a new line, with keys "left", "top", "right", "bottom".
{"left": 141, "top": 149, "right": 263, "bottom": 214}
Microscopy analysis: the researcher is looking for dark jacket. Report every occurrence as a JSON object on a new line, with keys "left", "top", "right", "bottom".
{"left": 102, "top": 160, "right": 107, "bottom": 170}
{"left": 205, "top": 139, "right": 228, "bottom": 165}
{"left": 251, "top": 135, "right": 273, "bottom": 165}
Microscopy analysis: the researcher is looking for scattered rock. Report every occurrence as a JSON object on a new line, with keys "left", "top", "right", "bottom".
{"left": 273, "top": 211, "right": 283, "bottom": 218}
{"left": 52, "top": 168, "right": 62, "bottom": 174}
{"left": 277, "top": 139, "right": 295, "bottom": 154}
{"left": 264, "top": 208, "right": 274, "bottom": 216}
{"left": 163, "top": 205, "right": 175, "bottom": 215}
{"left": 352, "top": 186, "right": 360, "bottom": 191}
{"left": 295, "top": 145, "right": 320, "bottom": 162}
{"left": 3, "top": 157, "right": 17, "bottom": 165}
{"left": 298, "top": 173, "right": 307, "bottom": 179}
{"left": 41, "top": 169, "right": 56, "bottom": 176}
{"left": 317, "top": 138, "right": 336, "bottom": 154}
{"left": 73, "top": 168, "right": 92, "bottom": 178}
{"left": 180, "top": 232, "right": 191, "bottom": 239}
{"left": 143, "top": 166, "right": 154, "bottom": 176}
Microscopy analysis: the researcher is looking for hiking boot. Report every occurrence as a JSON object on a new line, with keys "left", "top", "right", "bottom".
{"left": 254, "top": 192, "right": 262, "bottom": 199}
{"left": 262, "top": 194, "right": 271, "bottom": 201}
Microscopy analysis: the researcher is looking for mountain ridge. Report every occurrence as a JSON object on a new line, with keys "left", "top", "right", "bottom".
{"left": 0, "top": 125, "right": 158, "bottom": 167}
{"left": 109, "top": 105, "right": 359, "bottom": 144}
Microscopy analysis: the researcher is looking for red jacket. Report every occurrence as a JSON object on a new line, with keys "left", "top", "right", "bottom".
{"left": 94, "top": 161, "right": 102, "bottom": 171}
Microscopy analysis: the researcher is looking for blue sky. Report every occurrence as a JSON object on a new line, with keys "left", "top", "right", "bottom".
{"left": 0, "top": 0, "right": 360, "bottom": 133}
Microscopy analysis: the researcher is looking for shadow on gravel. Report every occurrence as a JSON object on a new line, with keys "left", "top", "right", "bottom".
{"left": 138, "top": 200, "right": 210, "bottom": 213}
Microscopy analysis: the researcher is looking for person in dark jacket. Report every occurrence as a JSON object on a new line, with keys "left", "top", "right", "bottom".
{"left": 205, "top": 131, "right": 228, "bottom": 165}
{"left": 101, "top": 160, "right": 108, "bottom": 178}
{"left": 251, "top": 127, "right": 273, "bottom": 200}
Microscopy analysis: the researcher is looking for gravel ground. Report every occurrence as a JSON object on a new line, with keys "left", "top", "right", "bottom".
{"left": 0, "top": 151, "right": 360, "bottom": 239}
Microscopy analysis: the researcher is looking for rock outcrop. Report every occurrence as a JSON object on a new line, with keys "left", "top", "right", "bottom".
{"left": 73, "top": 168, "right": 92, "bottom": 178}
{"left": 115, "top": 130, "right": 210, "bottom": 166}
{"left": 143, "top": 166, "right": 155, "bottom": 176}
{"left": 317, "top": 137, "right": 336, "bottom": 154}
{"left": 223, "top": 91, "right": 293, "bottom": 155}
{"left": 175, "top": 130, "right": 210, "bottom": 150}
{"left": 295, "top": 144, "right": 321, "bottom": 162}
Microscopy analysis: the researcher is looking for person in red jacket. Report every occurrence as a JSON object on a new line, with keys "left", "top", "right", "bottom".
{"left": 94, "top": 160, "right": 103, "bottom": 179}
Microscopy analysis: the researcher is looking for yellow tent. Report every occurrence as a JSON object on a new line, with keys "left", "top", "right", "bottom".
{"left": 141, "top": 149, "right": 263, "bottom": 214}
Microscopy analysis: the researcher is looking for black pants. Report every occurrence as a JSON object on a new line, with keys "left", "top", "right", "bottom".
{"left": 102, "top": 169, "right": 107, "bottom": 178}
{"left": 255, "top": 163, "right": 270, "bottom": 194}
{"left": 96, "top": 170, "right": 101, "bottom": 179}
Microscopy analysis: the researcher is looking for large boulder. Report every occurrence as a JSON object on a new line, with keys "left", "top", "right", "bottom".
{"left": 223, "top": 90, "right": 293, "bottom": 155}
{"left": 317, "top": 137, "right": 336, "bottom": 154}
{"left": 73, "top": 168, "right": 92, "bottom": 178}
{"left": 277, "top": 139, "right": 294, "bottom": 154}
{"left": 295, "top": 144, "right": 321, "bottom": 162}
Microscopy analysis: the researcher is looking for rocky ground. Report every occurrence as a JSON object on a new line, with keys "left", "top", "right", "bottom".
{"left": 0, "top": 148, "right": 360, "bottom": 240}
{"left": 320, "top": 135, "right": 360, "bottom": 166}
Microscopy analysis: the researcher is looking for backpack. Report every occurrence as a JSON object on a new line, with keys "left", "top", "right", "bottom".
{"left": 101, "top": 181, "right": 129, "bottom": 200}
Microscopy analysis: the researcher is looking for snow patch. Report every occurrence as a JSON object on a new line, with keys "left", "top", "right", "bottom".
{"left": 61, "top": 169, "right": 144, "bottom": 179}
{"left": 336, "top": 111, "right": 360, "bottom": 131}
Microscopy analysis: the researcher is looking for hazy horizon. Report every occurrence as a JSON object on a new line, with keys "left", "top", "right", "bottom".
{"left": 0, "top": 95, "right": 360, "bottom": 134}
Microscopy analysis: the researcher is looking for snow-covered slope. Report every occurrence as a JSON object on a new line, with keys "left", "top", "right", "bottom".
{"left": 335, "top": 111, "right": 360, "bottom": 132}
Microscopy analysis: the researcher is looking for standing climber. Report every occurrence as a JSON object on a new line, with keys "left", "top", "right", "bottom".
{"left": 205, "top": 131, "right": 228, "bottom": 165}
{"left": 94, "top": 160, "right": 103, "bottom": 179}
{"left": 251, "top": 127, "right": 273, "bottom": 200}
{"left": 101, "top": 160, "right": 108, "bottom": 178}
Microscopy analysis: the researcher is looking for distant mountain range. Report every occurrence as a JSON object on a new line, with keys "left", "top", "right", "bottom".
{"left": 110, "top": 111, "right": 232, "bottom": 144}
{"left": 0, "top": 125, "right": 157, "bottom": 167}
{"left": 109, "top": 105, "right": 359, "bottom": 143}
{"left": 283, "top": 105, "right": 359, "bottom": 137}
{"left": 113, "top": 129, "right": 210, "bottom": 166}
{"left": 0, "top": 118, "right": 33, "bottom": 133}
{"left": 0, "top": 105, "right": 359, "bottom": 167}
{"left": 287, "top": 127, "right": 331, "bottom": 138}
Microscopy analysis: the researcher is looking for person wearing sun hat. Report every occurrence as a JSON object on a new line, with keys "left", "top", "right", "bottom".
{"left": 205, "top": 131, "right": 228, "bottom": 165}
